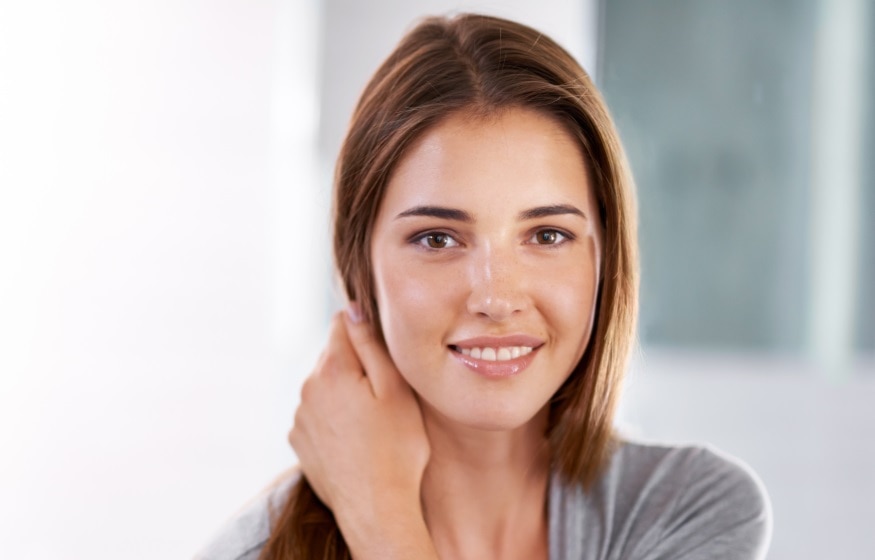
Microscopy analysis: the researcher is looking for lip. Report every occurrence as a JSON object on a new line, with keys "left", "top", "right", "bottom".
{"left": 448, "top": 335, "right": 543, "bottom": 378}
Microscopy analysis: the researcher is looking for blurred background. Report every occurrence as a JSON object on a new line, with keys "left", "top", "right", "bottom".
{"left": 0, "top": 0, "right": 872, "bottom": 558}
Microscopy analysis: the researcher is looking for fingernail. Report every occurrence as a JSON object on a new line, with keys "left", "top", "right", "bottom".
{"left": 346, "top": 302, "right": 363, "bottom": 324}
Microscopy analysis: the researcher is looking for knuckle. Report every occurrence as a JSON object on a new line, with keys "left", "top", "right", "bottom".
{"left": 292, "top": 402, "right": 304, "bottom": 424}
{"left": 300, "top": 375, "right": 317, "bottom": 400}
{"left": 289, "top": 411, "right": 308, "bottom": 447}
{"left": 320, "top": 351, "right": 341, "bottom": 372}
{"left": 319, "top": 347, "right": 360, "bottom": 378}
{"left": 290, "top": 419, "right": 301, "bottom": 439}
{"left": 328, "top": 311, "right": 346, "bottom": 337}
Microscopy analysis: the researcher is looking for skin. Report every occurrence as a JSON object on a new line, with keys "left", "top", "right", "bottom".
{"left": 290, "top": 107, "right": 603, "bottom": 560}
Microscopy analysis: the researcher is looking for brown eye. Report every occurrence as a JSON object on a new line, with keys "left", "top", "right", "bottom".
{"left": 528, "top": 229, "right": 571, "bottom": 246}
{"left": 427, "top": 234, "right": 449, "bottom": 248}
{"left": 416, "top": 232, "right": 459, "bottom": 249}
{"left": 535, "top": 230, "right": 559, "bottom": 245}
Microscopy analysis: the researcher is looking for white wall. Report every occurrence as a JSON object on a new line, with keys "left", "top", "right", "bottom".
{"left": 0, "top": 1, "right": 322, "bottom": 557}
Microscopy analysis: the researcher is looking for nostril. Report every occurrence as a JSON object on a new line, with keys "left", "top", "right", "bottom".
{"left": 466, "top": 292, "right": 524, "bottom": 322}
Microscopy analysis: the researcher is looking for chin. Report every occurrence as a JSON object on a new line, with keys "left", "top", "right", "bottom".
{"left": 426, "top": 397, "right": 546, "bottom": 433}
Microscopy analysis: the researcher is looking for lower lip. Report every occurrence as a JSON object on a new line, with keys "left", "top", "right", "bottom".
{"left": 450, "top": 347, "right": 538, "bottom": 378}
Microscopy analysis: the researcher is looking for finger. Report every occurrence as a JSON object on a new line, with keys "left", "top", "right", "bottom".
{"left": 343, "top": 302, "right": 407, "bottom": 398}
{"left": 318, "top": 311, "right": 365, "bottom": 380}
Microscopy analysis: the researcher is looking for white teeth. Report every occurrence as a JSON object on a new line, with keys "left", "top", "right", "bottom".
{"left": 456, "top": 345, "right": 535, "bottom": 361}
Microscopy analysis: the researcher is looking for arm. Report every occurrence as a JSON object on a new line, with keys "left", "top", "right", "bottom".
{"left": 288, "top": 306, "right": 439, "bottom": 560}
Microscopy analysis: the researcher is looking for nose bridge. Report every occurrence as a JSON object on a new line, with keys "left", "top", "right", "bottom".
{"left": 466, "top": 240, "right": 524, "bottom": 320}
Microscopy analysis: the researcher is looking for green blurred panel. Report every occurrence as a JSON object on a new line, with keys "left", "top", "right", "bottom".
{"left": 858, "top": 3, "right": 875, "bottom": 352}
{"left": 599, "top": 0, "right": 816, "bottom": 350}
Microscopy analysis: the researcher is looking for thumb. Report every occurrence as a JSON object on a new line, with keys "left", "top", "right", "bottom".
{"left": 343, "top": 302, "right": 407, "bottom": 398}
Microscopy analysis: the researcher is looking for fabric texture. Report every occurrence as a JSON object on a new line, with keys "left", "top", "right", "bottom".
{"left": 548, "top": 442, "right": 771, "bottom": 560}
{"left": 195, "top": 441, "right": 771, "bottom": 560}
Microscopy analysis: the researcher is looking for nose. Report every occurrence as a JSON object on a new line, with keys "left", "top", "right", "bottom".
{"left": 465, "top": 244, "right": 527, "bottom": 322}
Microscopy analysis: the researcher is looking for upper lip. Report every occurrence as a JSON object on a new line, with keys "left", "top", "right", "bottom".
{"left": 448, "top": 334, "right": 545, "bottom": 349}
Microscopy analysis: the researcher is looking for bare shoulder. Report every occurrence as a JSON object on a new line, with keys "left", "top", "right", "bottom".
{"left": 193, "top": 468, "right": 301, "bottom": 560}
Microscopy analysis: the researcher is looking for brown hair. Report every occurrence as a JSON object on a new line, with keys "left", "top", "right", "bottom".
{"left": 260, "top": 13, "right": 638, "bottom": 559}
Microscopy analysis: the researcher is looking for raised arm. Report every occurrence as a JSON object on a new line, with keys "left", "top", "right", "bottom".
{"left": 288, "top": 306, "right": 439, "bottom": 560}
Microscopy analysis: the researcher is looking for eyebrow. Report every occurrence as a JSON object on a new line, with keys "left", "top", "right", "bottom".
{"left": 395, "top": 204, "right": 586, "bottom": 222}
{"left": 517, "top": 204, "right": 587, "bottom": 221}
{"left": 395, "top": 206, "right": 474, "bottom": 222}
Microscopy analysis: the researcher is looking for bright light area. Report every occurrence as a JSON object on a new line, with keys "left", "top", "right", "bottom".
{"left": 0, "top": 1, "right": 322, "bottom": 557}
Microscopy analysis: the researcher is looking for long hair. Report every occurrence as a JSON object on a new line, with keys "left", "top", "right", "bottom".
{"left": 260, "top": 13, "right": 638, "bottom": 559}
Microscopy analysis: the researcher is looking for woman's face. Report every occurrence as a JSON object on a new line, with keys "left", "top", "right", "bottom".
{"left": 369, "top": 107, "right": 603, "bottom": 431}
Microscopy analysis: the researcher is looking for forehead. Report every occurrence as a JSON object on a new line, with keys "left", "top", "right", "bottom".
{"left": 380, "top": 107, "right": 595, "bottom": 215}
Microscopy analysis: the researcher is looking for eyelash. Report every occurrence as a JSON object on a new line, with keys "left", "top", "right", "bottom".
{"left": 410, "top": 228, "right": 574, "bottom": 250}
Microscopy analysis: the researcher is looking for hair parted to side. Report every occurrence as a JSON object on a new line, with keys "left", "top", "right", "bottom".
{"left": 260, "top": 13, "right": 638, "bottom": 560}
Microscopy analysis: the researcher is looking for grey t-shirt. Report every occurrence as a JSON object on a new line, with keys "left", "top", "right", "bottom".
{"left": 196, "top": 441, "right": 771, "bottom": 559}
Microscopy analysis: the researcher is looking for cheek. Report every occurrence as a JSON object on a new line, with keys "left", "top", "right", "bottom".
{"left": 551, "top": 277, "right": 597, "bottom": 328}
{"left": 537, "top": 257, "right": 600, "bottom": 350}
{"left": 372, "top": 254, "right": 457, "bottom": 353}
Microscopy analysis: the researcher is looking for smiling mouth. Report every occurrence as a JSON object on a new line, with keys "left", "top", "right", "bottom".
{"left": 449, "top": 344, "right": 536, "bottom": 361}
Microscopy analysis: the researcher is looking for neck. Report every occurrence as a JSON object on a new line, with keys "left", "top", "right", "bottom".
{"left": 420, "top": 404, "right": 551, "bottom": 560}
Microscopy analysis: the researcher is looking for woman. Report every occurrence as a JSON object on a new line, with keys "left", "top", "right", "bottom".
{"left": 198, "top": 13, "right": 771, "bottom": 560}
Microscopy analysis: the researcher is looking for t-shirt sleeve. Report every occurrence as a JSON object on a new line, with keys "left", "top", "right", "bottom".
{"left": 643, "top": 447, "right": 772, "bottom": 560}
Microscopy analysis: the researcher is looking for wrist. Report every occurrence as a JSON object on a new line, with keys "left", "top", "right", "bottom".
{"left": 336, "top": 498, "right": 437, "bottom": 560}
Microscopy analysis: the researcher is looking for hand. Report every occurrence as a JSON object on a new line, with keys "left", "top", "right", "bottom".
{"left": 289, "top": 305, "right": 435, "bottom": 559}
